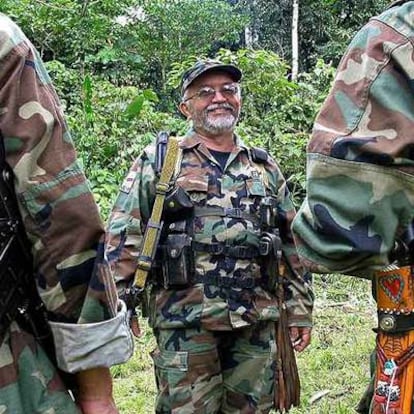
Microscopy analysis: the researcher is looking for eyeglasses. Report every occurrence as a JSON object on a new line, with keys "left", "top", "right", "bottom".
{"left": 183, "top": 83, "right": 240, "bottom": 102}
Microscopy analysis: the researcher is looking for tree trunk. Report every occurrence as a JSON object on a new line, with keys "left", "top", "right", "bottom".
{"left": 244, "top": 0, "right": 257, "bottom": 48}
{"left": 291, "top": 0, "right": 299, "bottom": 81}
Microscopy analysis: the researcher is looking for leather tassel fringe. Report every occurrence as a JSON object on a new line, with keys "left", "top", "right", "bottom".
{"left": 371, "top": 402, "right": 402, "bottom": 414}
{"left": 274, "top": 300, "right": 300, "bottom": 413}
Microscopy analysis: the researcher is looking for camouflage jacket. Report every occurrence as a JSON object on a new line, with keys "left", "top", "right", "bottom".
{"left": 0, "top": 13, "right": 132, "bottom": 413}
{"left": 292, "top": 1, "right": 414, "bottom": 277}
{"left": 106, "top": 129, "right": 313, "bottom": 330}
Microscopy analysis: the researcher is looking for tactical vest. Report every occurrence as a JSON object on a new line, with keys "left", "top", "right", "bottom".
{"left": 0, "top": 132, "right": 48, "bottom": 343}
{"left": 152, "top": 133, "right": 278, "bottom": 290}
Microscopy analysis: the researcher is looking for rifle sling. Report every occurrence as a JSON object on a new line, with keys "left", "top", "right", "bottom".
{"left": 133, "top": 137, "right": 180, "bottom": 290}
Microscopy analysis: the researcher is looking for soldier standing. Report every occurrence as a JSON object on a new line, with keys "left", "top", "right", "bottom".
{"left": 0, "top": 13, "right": 133, "bottom": 414}
{"left": 106, "top": 59, "right": 313, "bottom": 413}
{"left": 292, "top": 1, "right": 414, "bottom": 413}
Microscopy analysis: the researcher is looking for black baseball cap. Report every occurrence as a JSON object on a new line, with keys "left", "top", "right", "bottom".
{"left": 181, "top": 59, "right": 242, "bottom": 97}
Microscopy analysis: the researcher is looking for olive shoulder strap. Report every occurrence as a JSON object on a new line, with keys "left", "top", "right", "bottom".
{"left": 132, "top": 136, "right": 181, "bottom": 290}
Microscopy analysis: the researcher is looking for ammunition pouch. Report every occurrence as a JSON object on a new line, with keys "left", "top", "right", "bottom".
{"left": 259, "top": 196, "right": 278, "bottom": 228}
{"left": 157, "top": 228, "right": 195, "bottom": 289}
{"left": 156, "top": 184, "right": 194, "bottom": 289}
{"left": 259, "top": 232, "right": 282, "bottom": 258}
{"left": 153, "top": 190, "right": 282, "bottom": 291}
{"left": 154, "top": 234, "right": 280, "bottom": 290}
{"left": 259, "top": 231, "right": 282, "bottom": 293}
{"left": 163, "top": 186, "right": 193, "bottom": 219}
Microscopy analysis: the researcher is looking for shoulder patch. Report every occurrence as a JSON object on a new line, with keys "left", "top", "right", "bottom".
{"left": 120, "top": 170, "right": 136, "bottom": 194}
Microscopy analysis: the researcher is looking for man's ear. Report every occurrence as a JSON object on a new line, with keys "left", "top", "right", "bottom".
{"left": 179, "top": 101, "right": 191, "bottom": 119}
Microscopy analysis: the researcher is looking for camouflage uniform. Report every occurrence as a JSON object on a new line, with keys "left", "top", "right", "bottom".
{"left": 291, "top": 1, "right": 414, "bottom": 413}
{"left": 292, "top": 0, "right": 414, "bottom": 278}
{"left": 106, "top": 129, "right": 313, "bottom": 413}
{"left": 0, "top": 13, "right": 133, "bottom": 413}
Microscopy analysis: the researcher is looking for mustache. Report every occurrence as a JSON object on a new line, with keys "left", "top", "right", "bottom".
{"left": 205, "top": 103, "right": 235, "bottom": 113}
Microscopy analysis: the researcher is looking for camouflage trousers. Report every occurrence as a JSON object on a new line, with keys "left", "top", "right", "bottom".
{"left": 151, "top": 321, "right": 277, "bottom": 414}
{"left": 0, "top": 322, "right": 79, "bottom": 414}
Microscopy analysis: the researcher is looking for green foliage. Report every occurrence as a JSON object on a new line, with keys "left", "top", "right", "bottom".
{"left": 1, "top": 0, "right": 137, "bottom": 67}
{"left": 237, "top": 0, "right": 390, "bottom": 71}
{"left": 4, "top": 0, "right": 247, "bottom": 92}
{"left": 116, "top": 0, "right": 248, "bottom": 104}
{"left": 305, "top": 0, "right": 390, "bottom": 66}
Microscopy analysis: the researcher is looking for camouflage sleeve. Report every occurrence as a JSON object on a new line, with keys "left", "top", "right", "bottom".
{"left": 267, "top": 159, "right": 314, "bottom": 327}
{"left": 0, "top": 14, "right": 132, "bottom": 372}
{"left": 105, "top": 146, "right": 157, "bottom": 290}
{"left": 292, "top": 4, "right": 414, "bottom": 277}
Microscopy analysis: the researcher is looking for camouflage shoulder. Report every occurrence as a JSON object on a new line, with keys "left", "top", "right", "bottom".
{"left": 0, "top": 14, "right": 29, "bottom": 57}
{"left": 141, "top": 132, "right": 184, "bottom": 160}
{"left": 118, "top": 143, "right": 156, "bottom": 194}
{"left": 377, "top": 0, "right": 414, "bottom": 33}
{"left": 142, "top": 141, "right": 157, "bottom": 164}
{"left": 387, "top": 0, "right": 413, "bottom": 9}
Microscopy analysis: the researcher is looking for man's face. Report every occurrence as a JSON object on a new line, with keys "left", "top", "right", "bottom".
{"left": 180, "top": 71, "right": 241, "bottom": 137}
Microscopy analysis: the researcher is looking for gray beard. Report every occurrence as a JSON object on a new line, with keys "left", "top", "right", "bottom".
{"left": 199, "top": 103, "right": 239, "bottom": 135}
{"left": 203, "top": 113, "right": 237, "bottom": 134}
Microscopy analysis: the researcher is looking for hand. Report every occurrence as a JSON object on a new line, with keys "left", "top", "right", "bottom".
{"left": 76, "top": 368, "right": 118, "bottom": 414}
{"left": 77, "top": 398, "right": 118, "bottom": 414}
{"left": 289, "top": 326, "right": 311, "bottom": 352}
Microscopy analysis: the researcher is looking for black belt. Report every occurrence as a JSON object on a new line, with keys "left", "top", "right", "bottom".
{"left": 378, "top": 311, "right": 414, "bottom": 333}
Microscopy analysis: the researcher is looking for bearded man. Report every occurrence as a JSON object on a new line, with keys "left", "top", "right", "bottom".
{"left": 105, "top": 59, "right": 313, "bottom": 414}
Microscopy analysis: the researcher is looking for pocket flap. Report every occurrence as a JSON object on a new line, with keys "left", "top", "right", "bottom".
{"left": 151, "top": 348, "right": 188, "bottom": 371}
{"left": 176, "top": 175, "right": 209, "bottom": 192}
